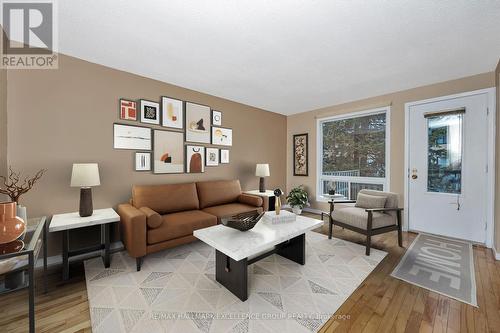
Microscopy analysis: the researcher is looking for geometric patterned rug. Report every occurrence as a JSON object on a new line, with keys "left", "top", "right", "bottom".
{"left": 84, "top": 231, "right": 387, "bottom": 333}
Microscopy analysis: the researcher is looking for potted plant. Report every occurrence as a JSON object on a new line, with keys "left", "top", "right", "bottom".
{"left": 286, "top": 185, "right": 309, "bottom": 215}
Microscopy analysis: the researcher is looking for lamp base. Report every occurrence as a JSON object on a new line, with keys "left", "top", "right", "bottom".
{"left": 79, "top": 187, "right": 93, "bottom": 217}
{"left": 259, "top": 177, "right": 265, "bottom": 193}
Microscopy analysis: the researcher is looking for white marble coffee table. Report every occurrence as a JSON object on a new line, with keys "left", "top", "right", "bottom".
{"left": 194, "top": 215, "right": 323, "bottom": 301}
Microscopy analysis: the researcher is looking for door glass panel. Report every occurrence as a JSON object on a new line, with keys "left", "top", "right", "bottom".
{"left": 427, "top": 113, "right": 463, "bottom": 194}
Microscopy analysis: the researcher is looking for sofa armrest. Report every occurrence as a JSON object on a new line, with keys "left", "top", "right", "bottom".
{"left": 238, "top": 194, "right": 263, "bottom": 207}
{"left": 139, "top": 206, "right": 162, "bottom": 229}
{"left": 117, "top": 203, "right": 147, "bottom": 258}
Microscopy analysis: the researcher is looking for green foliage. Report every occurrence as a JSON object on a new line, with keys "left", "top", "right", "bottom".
{"left": 322, "top": 113, "right": 386, "bottom": 177}
{"left": 286, "top": 185, "right": 309, "bottom": 209}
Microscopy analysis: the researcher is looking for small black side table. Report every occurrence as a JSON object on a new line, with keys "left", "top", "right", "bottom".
{"left": 49, "top": 208, "right": 119, "bottom": 280}
{"left": 0, "top": 216, "right": 48, "bottom": 333}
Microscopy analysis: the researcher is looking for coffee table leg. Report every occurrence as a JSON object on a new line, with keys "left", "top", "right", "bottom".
{"left": 215, "top": 250, "right": 248, "bottom": 301}
{"left": 101, "top": 224, "right": 110, "bottom": 268}
{"left": 277, "top": 233, "right": 305, "bottom": 265}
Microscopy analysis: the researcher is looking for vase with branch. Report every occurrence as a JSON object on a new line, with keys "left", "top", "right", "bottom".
{"left": 0, "top": 166, "right": 46, "bottom": 221}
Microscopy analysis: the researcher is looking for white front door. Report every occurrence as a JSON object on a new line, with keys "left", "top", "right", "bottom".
{"left": 408, "top": 92, "right": 489, "bottom": 243}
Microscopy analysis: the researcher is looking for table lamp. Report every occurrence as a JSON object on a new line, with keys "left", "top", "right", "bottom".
{"left": 255, "top": 164, "right": 270, "bottom": 193}
{"left": 71, "top": 163, "right": 100, "bottom": 217}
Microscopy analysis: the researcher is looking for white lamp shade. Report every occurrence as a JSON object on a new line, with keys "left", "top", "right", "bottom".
{"left": 71, "top": 163, "right": 101, "bottom": 187}
{"left": 255, "top": 164, "right": 270, "bottom": 177}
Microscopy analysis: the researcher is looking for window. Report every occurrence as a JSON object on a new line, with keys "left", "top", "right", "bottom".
{"left": 317, "top": 107, "right": 390, "bottom": 200}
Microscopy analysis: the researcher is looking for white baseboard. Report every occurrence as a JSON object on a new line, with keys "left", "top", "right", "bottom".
{"left": 35, "top": 241, "right": 124, "bottom": 269}
{"left": 493, "top": 245, "right": 500, "bottom": 261}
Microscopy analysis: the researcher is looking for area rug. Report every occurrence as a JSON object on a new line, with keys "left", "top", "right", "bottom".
{"left": 391, "top": 233, "right": 477, "bottom": 306}
{"left": 84, "top": 231, "right": 387, "bottom": 333}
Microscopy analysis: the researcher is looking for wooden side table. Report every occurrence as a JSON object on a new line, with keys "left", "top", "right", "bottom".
{"left": 244, "top": 190, "right": 276, "bottom": 211}
{"left": 49, "top": 208, "right": 119, "bottom": 280}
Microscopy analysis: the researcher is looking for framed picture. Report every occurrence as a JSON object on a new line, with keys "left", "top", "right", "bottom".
{"left": 220, "top": 149, "right": 230, "bottom": 164}
{"left": 206, "top": 148, "right": 219, "bottom": 166}
{"left": 185, "top": 102, "right": 211, "bottom": 143}
{"left": 161, "top": 96, "right": 184, "bottom": 129}
{"left": 119, "top": 99, "right": 137, "bottom": 121}
{"left": 186, "top": 145, "right": 205, "bottom": 173}
{"left": 140, "top": 99, "right": 160, "bottom": 125}
{"left": 113, "top": 123, "right": 151, "bottom": 150}
{"left": 293, "top": 133, "right": 308, "bottom": 176}
{"left": 212, "top": 110, "right": 222, "bottom": 126}
{"left": 153, "top": 130, "right": 184, "bottom": 174}
{"left": 135, "top": 152, "right": 151, "bottom": 171}
{"left": 211, "top": 127, "right": 232, "bottom": 146}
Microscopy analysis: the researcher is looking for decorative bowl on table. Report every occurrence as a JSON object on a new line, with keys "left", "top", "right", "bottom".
{"left": 221, "top": 210, "right": 265, "bottom": 231}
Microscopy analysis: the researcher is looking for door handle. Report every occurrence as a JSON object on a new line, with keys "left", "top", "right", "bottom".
{"left": 411, "top": 168, "right": 418, "bottom": 179}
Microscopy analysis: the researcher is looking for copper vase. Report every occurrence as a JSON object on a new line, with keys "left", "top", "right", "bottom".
{"left": 0, "top": 202, "right": 26, "bottom": 244}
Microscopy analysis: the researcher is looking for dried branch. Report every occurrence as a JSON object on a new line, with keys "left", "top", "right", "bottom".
{"left": 0, "top": 166, "right": 46, "bottom": 203}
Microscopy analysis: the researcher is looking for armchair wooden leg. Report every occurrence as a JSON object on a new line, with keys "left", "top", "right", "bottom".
{"left": 366, "top": 211, "right": 373, "bottom": 256}
{"left": 397, "top": 210, "right": 403, "bottom": 247}
{"left": 136, "top": 257, "right": 143, "bottom": 271}
{"left": 328, "top": 220, "right": 333, "bottom": 239}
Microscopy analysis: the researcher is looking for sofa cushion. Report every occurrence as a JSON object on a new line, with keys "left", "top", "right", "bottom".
{"left": 196, "top": 180, "right": 242, "bottom": 209}
{"left": 147, "top": 210, "right": 217, "bottom": 245}
{"left": 202, "top": 203, "right": 263, "bottom": 222}
{"left": 355, "top": 193, "right": 387, "bottom": 209}
{"left": 132, "top": 183, "right": 199, "bottom": 215}
{"left": 139, "top": 207, "right": 162, "bottom": 229}
{"left": 331, "top": 207, "right": 395, "bottom": 230}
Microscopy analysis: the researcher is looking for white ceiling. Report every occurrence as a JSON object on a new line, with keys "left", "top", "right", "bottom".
{"left": 57, "top": 0, "right": 500, "bottom": 115}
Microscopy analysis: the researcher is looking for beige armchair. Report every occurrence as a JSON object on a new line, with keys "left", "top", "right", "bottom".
{"left": 329, "top": 189, "right": 403, "bottom": 255}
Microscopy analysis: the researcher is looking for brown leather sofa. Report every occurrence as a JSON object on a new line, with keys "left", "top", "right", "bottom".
{"left": 117, "top": 180, "right": 263, "bottom": 270}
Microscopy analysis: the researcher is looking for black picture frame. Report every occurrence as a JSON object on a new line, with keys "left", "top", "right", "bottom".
{"left": 113, "top": 123, "right": 152, "bottom": 150}
{"left": 118, "top": 98, "right": 138, "bottom": 121}
{"left": 211, "top": 110, "right": 222, "bottom": 126}
{"left": 161, "top": 96, "right": 185, "bottom": 130}
{"left": 140, "top": 99, "right": 160, "bottom": 125}
{"left": 184, "top": 101, "right": 211, "bottom": 144}
{"left": 152, "top": 129, "right": 185, "bottom": 174}
{"left": 293, "top": 133, "right": 308, "bottom": 176}
{"left": 211, "top": 126, "right": 233, "bottom": 146}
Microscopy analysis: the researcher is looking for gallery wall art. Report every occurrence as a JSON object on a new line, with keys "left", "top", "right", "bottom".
{"left": 153, "top": 130, "right": 184, "bottom": 174}
{"left": 185, "top": 102, "right": 211, "bottom": 143}
{"left": 212, "top": 110, "right": 222, "bottom": 126}
{"left": 162, "top": 96, "right": 184, "bottom": 129}
{"left": 220, "top": 149, "right": 230, "bottom": 164}
{"left": 186, "top": 145, "right": 205, "bottom": 173}
{"left": 206, "top": 148, "right": 219, "bottom": 167}
{"left": 119, "top": 99, "right": 137, "bottom": 120}
{"left": 115, "top": 97, "right": 232, "bottom": 173}
{"left": 140, "top": 99, "right": 160, "bottom": 125}
{"left": 113, "top": 123, "right": 152, "bottom": 150}
{"left": 211, "top": 127, "right": 232, "bottom": 146}
{"left": 293, "top": 133, "right": 308, "bottom": 176}
{"left": 135, "top": 152, "right": 151, "bottom": 171}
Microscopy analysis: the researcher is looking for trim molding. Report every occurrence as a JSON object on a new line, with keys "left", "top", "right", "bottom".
{"left": 493, "top": 245, "right": 500, "bottom": 261}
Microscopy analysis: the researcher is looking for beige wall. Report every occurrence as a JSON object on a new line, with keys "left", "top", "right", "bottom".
{"left": 6, "top": 54, "right": 287, "bottom": 255}
{"left": 287, "top": 72, "right": 495, "bottom": 217}
{"left": 495, "top": 60, "right": 500, "bottom": 251}
{"left": 0, "top": 68, "right": 6, "bottom": 202}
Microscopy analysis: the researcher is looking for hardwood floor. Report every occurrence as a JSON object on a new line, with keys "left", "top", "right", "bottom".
{"left": 0, "top": 213, "right": 499, "bottom": 332}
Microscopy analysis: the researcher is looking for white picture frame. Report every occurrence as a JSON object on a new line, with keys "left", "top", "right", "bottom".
{"left": 205, "top": 148, "right": 219, "bottom": 166}
{"left": 140, "top": 99, "right": 160, "bottom": 125}
{"left": 212, "top": 110, "right": 222, "bottom": 126}
{"left": 186, "top": 145, "right": 205, "bottom": 173}
{"left": 113, "top": 123, "right": 152, "bottom": 150}
{"left": 185, "top": 102, "right": 211, "bottom": 143}
{"left": 220, "top": 149, "right": 230, "bottom": 164}
{"left": 161, "top": 96, "right": 184, "bottom": 129}
{"left": 211, "top": 127, "right": 232, "bottom": 146}
{"left": 135, "top": 152, "right": 151, "bottom": 171}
